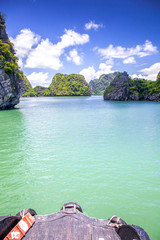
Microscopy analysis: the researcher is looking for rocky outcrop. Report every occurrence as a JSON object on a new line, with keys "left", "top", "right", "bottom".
{"left": 89, "top": 72, "right": 118, "bottom": 95}
{"left": 0, "top": 13, "right": 29, "bottom": 109}
{"left": 104, "top": 72, "right": 131, "bottom": 100}
{"left": 143, "top": 94, "right": 159, "bottom": 101}
{"left": 0, "top": 68, "right": 21, "bottom": 109}
{"left": 89, "top": 80, "right": 96, "bottom": 93}
{"left": 34, "top": 86, "right": 46, "bottom": 92}
{"left": 104, "top": 71, "right": 160, "bottom": 101}
{"left": 33, "top": 86, "right": 47, "bottom": 96}
{"left": 49, "top": 73, "right": 91, "bottom": 96}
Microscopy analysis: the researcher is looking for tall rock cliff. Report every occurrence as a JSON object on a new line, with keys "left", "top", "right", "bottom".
{"left": 0, "top": 13, "right": 30, "bottom": 109}
{"left": 104, "top": 71, "right": 160, "bottom": 101}
{"left": 104, "top": 72, "right": 131, "bottom": 100}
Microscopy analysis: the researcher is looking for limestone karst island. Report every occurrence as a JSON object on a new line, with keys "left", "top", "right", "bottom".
{"left": 0, "top": 12, "right": 160, "bottom": 110}
{"left": 1, "top": 0, "right": 160, "bottom": 239}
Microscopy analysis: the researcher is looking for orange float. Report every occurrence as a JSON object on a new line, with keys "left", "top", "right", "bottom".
{"left": 4, "top": 213, "right": 35, "bottom": 240}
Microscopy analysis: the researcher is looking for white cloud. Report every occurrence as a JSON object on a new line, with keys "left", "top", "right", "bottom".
{"left": 25, "top": 29, "right": 89, "bottom": 70}
{"left": 25, "top": 38, "right": 63, "bottom": 70}
{"left": 143, "top": 40, "right": 157, "bottom": 55}
{"left": 131, "top": 73, "right": 146, "bottom": 79}
{"left": 27, "top": 72, "right": 49, "bottom": 87}
{"left": 130, "top": 62, "right": 160, "bottom": 80}
{"left": 139, "top": 62, "right": 160, "bottom": 80}
{"left": 105, "top": 58, "right": 114, "bottom": 65}
{"left": 18, "top": 58, "right": 23, "bottom": 68}
{"left": 80, "top": 62, "right": 114, "bottom": 82}
{"left": 66, "top": 49, "right": 83, "bottom": 65}
{"left": 79, "top": 66, "right": 96, "bottom": 82}
{"left": 94, "top": 63, "right": 113, "bottom": 78}
{"left": 85, "top": 21, "right": 103, "bottom": 30}
{"left": 123, "top": 57, "right": 136, "bottom": 64}
{"left": 10, "top": 29, "right": 40, "bottom": 58}
{"left": 97, "top": 40, "right": 158, "bottom": 61}
{"left": 58, "top": 29, "right": 89, "bottom": 48}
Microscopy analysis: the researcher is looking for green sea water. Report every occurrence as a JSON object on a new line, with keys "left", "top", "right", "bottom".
{"left": 0, "top": 96, "right": 160, "bottom": 239}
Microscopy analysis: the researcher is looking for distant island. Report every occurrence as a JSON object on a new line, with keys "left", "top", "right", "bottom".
{"left": 23, "top": 73, "right": 91, "bottom": 97}
{"left": 104, "top": 71, "right": 160, "bottom": 101}
{"left": 23, "top": 72, "right": 117, "bottom": 97}
{"left": 0, "top": 11, "right": 160, "bottom": 110}
{"left": 22, "top": 71, "right": 160, "bottom": 102}
{"left": 89, "top": 72, "right": 118, "bottom": 95}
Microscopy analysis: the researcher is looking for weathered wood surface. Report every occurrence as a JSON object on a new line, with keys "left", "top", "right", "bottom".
{"left": 24, "top": 208, "right": 121, "bottom": 240}
{"left": 0, "top": 203, "right": 151, "bottom": 240}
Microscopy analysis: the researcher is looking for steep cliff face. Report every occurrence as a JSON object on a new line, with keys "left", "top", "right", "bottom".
{"left": 0, "top": 68, "right": 20, "bottom": 109}
{"left": 89, "top": 72, "right": 118, "bottom": 95}
{"left": 104, "top": 71, "right": 160, "bottom": 101}
{"left": 104, "top": 72, "right": 130, "bottom": 100}
{"left": 0, "top": 13, "right": 28, "bottom": 109}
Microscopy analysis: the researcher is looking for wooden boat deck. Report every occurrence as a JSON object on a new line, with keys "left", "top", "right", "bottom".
{"left": 0, "top": 202, "right": 151, "bottom": 240}
{"left": 23, "top": 203, "right": 150, "bottom": 240}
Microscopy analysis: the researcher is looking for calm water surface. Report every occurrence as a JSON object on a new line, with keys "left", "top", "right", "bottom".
{"left": 0, "top": 96, "right": 160, "bottom": 239}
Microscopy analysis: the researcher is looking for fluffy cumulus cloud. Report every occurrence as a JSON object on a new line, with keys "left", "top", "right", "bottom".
{"left": 123, "top": 57, "right": 136, "bottom": 64}
{"left": 27, "top": 72, "right": 49, "bottom": 87}
{"left": 25, "top": 29, "right": 89, "bottom": 69}
{"left": 58, "top": 29, "right": 89, "bottom": 48}
{"left": 79, "top": 66, "right": 96, "bottom": 82}
{"left": 80, "top": 62, "right": 114, "bottom": 82}
{"left": 11, "top": 29, "right": 89, "bottom": 70}
{"left": 138, "top": 62, "right": 160, "bottom": 80}
{"left": 66, "top": 49, "right": 83, "bottom": 65}
{"left": 10, "top": 29, "right": 40, "bottom": 58}
{"left": 85, "top": 21, "right": 103, "bottom": 30}
{"left": 97, "top": 40, "right": 158, "bottom": 62}
{"left": 131, "top": 73, "right": 146, "bottom": 79}
{"left": 18, "top": 58, "right": 23, "bottom": 68}
{"left": 94, "top": 63, "right": 113, "bottom": 78}
{"left": 131, "top": 62, "right": 160, "bottom": 80}
{"left": 25, "top": 38, "right": 63, "bottom": 70}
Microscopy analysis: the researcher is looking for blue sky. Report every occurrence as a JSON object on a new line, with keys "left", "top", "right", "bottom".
{"left": 1, "top": 0, "right": 160, "bottom": 87}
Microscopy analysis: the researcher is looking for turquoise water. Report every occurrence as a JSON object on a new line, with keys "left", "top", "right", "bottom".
{"left": 0, "top": 96, "right": 160, "bottom": 239}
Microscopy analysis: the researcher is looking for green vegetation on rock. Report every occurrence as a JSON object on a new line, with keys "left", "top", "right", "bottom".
{"left": 104, "top": 71, "right": 160, "bottom": 101}
{"left": 23, "top": 73, "right": 91, "bottom": 97}
{"left": 43, "top": 88, "right": 51, "bottom": 96}
{"left": 156, "top": 71, "right": 160, "bottom": 84}
{"left": 22, "top": 88, "right": 37, "bottom": 97}
{"left": 49, "top": 73, "right": 91, "bottom": 96}
{"left": 0, "top": 37, "right": 33, "bottom": 96}
{"left": 23, "top": 85, "right": 48, "bottom": 97}
{"left": 0, "top": 12, "right": 32, "bottom": 109}
{"left": 0, "top": 12, "right": 23, "bottom": 81}
{"left": 0, "top": 39, "right": 23, "bottom": 80}
{"left": 0, "top": 12, "right": 32, "bottom": 106}
{"left": 21, "top": 75, "right": 32, "bottom": 95}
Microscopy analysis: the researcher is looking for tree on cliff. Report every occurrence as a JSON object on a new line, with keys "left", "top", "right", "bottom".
{"left": 103, "top": 71, "right": 160, "bottom": 101}
{"left": 0, "top": 12, "right": 32, "bottom": 109}
{"left": 49, "top": 73, "right": 91, "bottom": 96}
